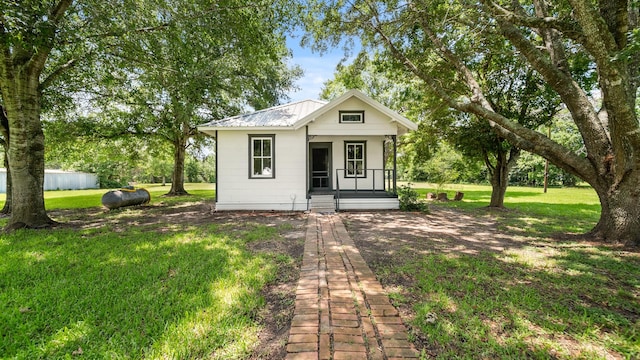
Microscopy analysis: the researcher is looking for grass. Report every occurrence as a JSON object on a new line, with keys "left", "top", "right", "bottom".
{"left": 404, "top": 182, "right": 601, "bottom": 237}
{"left": 401, "top": 251, "right": 640, "bottom": 359}
{"left": 375, "top": 183, "right": 640, "bottom": 359}
{"left": 0, "top": 183, "right": 299, "bottom": 359}
{"left": 0, "top": 183, "right": 215, "bottom": 213}
{"left": 2, "top": 182, "right": 638, "bottom": 359}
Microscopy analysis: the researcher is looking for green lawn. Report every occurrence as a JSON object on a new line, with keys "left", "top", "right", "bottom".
{"left": 405, "top": 182, "right": 601, "bottom": 236}
{"left": 374, "top": 183, "right": 640, "bottom": 359}
{"left": 2, "top": 183, "right": 638, "bottom": 359}
{"left": 0, "top": 183, "right": 216, "bottom": 210}
{"left": 391, "top": 248, "right": 640, "bottom": 359}
{"left": 0, "top": 183, "right": 300, "bottom": 359}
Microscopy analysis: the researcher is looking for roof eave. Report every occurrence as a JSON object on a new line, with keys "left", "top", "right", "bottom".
{"left": 391, "top": 117, "right": 419, "bottom": 132}
{"left": 197, "top": 125, "right": 295, "bottom": 132}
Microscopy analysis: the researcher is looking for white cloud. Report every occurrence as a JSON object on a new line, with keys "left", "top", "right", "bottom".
{"left": 285, "top": 32, "right": 359, "bottom": 102}
{"left": 287, "top": 54, "right": 341, "bottom": 101}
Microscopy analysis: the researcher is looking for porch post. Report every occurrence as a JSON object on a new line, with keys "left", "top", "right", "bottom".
{"left": 214, "top": 130, "right": 218, "bottom": 202}
{"left": 393, "top": 135, "right": 397, "bottom": 194}
{"left": 305, "top": 126, "right": 309, "bottom": 198}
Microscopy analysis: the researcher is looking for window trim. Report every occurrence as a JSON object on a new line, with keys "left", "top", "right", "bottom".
{"left": 339, "top": 110, "right": 365, "bottom": 124}
{"left": 344, "top": 141, "right": 367, "bottom": 178}
{"left": 248, "top": 135, "right": 275, "bottom": 179}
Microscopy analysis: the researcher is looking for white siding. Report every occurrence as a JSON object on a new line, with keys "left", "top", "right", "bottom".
{"left": 337, "top": 198, "right": 400, "bottom": 210}
{"left": 308, "top": 97, "right": 399, "bottom": 136}
{"left": 216, "top": 130, "right": 308, "bottom": 211}
{"left": 0, "top": 169, "right": 99, "bottom": 193}
{"left": 310, "top": 135, "right": 387, "bottom": 191}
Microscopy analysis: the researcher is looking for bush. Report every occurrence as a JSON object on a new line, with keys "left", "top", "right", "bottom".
{"left": 398, "top": 183, "right": 429, "bottom": 212}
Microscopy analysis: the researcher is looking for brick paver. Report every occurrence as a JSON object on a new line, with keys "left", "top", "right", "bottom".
{"left": 286, "top": 214, "right": 419, "bottom": 359}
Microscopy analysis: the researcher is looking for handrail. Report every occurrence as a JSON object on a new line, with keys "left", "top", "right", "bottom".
{"left": 334, "top": 168, "right": 397, "bottom": 197}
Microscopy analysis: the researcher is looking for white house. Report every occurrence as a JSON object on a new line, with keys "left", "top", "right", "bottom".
{"left": 197, "top": 89, "right": 417, "bottom": 211}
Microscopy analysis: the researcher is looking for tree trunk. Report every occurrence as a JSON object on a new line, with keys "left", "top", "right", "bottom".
{"left": 167, "top": 138, "right": 188, "bottom": 196}
{"left": 486, "top": 146, "right": 520, "bottom": 208}
{"left": 488, "top": 164, "right": 508, "bottom": 208}
{"left": 591, "top": 173, "right": 640, "bottom": 245}
{"left": 4, "top": 79, "right": 53, "bottom": 228}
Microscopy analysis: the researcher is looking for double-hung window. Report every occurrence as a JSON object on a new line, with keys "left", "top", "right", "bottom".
{"left": 249, "top": 135, "right": 275, "bottom": 178}
{"left": 345, "top": 141, "right": 366, "bottom": 177}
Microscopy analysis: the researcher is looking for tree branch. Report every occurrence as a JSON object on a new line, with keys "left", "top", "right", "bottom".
{"left": 361, "top": 2, "right": 597, "bottom": 182}
{"left": 28, "top": 0, "right": 74, "bottom": 77}
{"left": 39, "top": 57, "right": 78, "bottom": 91}
{"left": 484, "top": 0, "right": 584, "bottom": 43}
{"left": 494, "top": 17, "right": 615, "bottom": 173}
{"left": 482, "top": 149, "right": 495, "bottom": 174}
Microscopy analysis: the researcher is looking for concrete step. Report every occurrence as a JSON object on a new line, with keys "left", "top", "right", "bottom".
{"left": 310, "top": 195, "right": 336, "bottom": 213}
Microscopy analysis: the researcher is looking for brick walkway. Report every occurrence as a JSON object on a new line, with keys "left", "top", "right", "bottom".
{"left": 286, "top": 213, "right": 419, "bottom": 360}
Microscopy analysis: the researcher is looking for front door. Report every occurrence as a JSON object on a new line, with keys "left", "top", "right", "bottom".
{"left": 310, "top": 143, "right": 332, "bottom": 191}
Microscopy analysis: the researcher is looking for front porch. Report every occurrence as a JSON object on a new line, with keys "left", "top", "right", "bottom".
{"left": 308, "top": 168, "right": 399, "bottom": 211}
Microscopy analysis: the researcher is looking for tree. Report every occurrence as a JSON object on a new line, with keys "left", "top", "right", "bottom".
{"left": 305, "top": 0, "right": 640, "bottom": 245}
{"left": 0, "top": 0, "right": 299, "bottom": 228}
{"left": 105, "top": 1, "right": 300, "bottom": 196}
{"left": 0, "top": 0, "right": 168, "bottom": 228}
{"left": 0, "top": 1, "right": 75, "bottom": 228}
{"left": 322, "top": 51, "right": 559, "bottom": 207}
{"left": 454, "top": 43, "right": 561, "bottom": 207}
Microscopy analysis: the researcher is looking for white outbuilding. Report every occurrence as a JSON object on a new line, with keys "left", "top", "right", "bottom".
{"left": 198, "top": 89, "right": 417, "bottom": 211}
{"left": 0, "top": 168, "right": 99, "bottom": 193}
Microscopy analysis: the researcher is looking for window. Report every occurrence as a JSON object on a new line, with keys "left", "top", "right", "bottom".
{"left": 339, "top": 110, "right": 364, "bottom": 123}
{"left": 345, "top": 142, "right": 366, "bottom": 177}
{"left": 249, "top": 135, "right": 275, "bottom": 178}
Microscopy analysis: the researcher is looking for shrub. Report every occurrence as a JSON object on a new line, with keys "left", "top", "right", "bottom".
{"left": 398, "top": 183, "right": 429, "bottom": 212}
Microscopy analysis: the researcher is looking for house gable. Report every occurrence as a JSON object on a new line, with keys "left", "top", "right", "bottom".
{"left": 293, "top": 89, "right": 417, "bottom": 135}
{"left": 306, "top": 96, "right": 399, "bottom": 136}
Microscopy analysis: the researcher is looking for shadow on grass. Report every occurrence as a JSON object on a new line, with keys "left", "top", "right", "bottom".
{"left": 0, "top": 221, "right": 269, "bottom": 358}
{"left": 394, "top": 250, "right": 638, "bottom": 359}
{"left": 422, "top": 195, "right": 601, "bottom": 238}
{"left": 343, "top": 210, "right": 639, "bottom": 359}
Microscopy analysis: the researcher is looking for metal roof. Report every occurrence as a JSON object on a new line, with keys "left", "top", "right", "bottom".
{"left": 198, "top": 90, "right": 418, "bottom": 134}
{"left": 199, "top": 99, "right": 328, "bottom": 128}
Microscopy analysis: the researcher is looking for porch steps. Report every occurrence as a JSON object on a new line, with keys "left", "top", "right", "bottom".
{"left": 309, "top": 195, "right": 336, "bottom": 213}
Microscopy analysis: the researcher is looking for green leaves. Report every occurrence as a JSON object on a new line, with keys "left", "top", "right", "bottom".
{"left": 38, "top": 0, "right": 301, "bottom": 193}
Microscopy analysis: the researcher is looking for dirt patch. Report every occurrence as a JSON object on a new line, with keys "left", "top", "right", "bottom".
{"left": 244, "top": 213, "right": 306, "bottom": 360}
{"left": 48, "top": 201, "right": 306, "bottom": 360}
{"left": 44, "top": 201, "right": 637, "bottom": 358}
{"left": 340, "top": 205, "right": 638, "bottom": 358}
{"left": 340, "top": 206, "right": 528, "bottom": 354}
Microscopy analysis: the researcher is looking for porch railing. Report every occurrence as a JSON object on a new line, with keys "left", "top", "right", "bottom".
{"left": 335, "top": 168, "right": 397, "bottom": 208}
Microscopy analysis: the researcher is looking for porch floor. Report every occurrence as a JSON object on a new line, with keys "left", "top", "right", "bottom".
{"left": 308, "top": 190, "right": 397, "bottom": 199}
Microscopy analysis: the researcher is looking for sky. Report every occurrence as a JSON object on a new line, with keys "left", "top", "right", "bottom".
{"left": 285, "top": 35, "right": 348, "bottom": 102}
